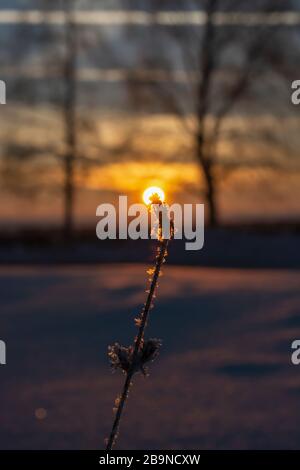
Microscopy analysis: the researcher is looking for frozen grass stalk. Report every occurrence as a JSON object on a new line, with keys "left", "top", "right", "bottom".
{"left": 105, "top": 194, "right": 173, "bottom": 450}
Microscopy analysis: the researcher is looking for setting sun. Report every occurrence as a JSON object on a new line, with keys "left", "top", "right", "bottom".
{"left": 143, "top": 186, "right": 165, "bottom": 205}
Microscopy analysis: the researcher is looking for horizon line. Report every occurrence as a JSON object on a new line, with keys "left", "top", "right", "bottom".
{"left": 0, "top": 10, "right": 300, "bottom": 26}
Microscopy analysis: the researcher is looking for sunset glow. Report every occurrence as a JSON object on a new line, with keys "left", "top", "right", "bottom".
{"left": 143, "top": 186, "right": 165, "bottom": 205}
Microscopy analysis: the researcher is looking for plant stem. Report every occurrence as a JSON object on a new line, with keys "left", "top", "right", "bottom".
{"left": 105, "top": 237, "right": 169, "bottom": 451}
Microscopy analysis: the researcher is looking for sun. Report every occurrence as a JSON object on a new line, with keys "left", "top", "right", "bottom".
{"left": 143, "top": 186, "right": 165, "bottom": 205}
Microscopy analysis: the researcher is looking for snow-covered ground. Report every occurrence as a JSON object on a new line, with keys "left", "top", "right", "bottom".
{"left": 0, "top": 264, "right": 300, "bottom": 449}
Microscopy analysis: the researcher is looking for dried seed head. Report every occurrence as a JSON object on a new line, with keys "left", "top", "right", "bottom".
{"left": 149, "top": 193, "right": 162, "bottom": 205}
{"left": 108, "top": 343, "right": 133, "bottom": 373}
{"left": 140, "top": 338, "right": 162, "bottom": 365}
{"left": 108, "top": 339, "right": 162, "bottom": 377}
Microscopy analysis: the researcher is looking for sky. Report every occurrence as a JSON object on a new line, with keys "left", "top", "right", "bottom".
{"left": 1, "top": 8, "right": 300, "bottom": 25}
{"left": 0, "top": 2, "right": 299, "bottom": 227}
{"left": 0, "top": 105, "right": 299, "bottom": 227}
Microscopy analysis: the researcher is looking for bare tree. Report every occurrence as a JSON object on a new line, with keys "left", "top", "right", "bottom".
{"left": 62, "top": 0, "right": 78, "bottom": 239}
{"left": 0, "top": 0, "right": 79, "bottom": 236}
{"left": 127, "top": 0, "right": 294, "bottom": 226}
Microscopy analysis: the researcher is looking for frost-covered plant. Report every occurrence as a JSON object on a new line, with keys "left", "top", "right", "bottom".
{"left": 105, "top": 195, "right": 173, "bottom": 450}
{"left": 108, "top": 338, "right": 162, "bottom": 376}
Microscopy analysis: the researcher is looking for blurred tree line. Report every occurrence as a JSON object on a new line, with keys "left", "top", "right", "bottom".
{"left": 126, "top": 0, "right": 298, "bottom": 226}
{"left": 0, "top": 0, "right": 298, "bottom": 234}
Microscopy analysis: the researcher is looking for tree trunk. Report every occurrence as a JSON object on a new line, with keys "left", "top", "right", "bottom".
{"left": 63, "top": 146, "right": 74, "bottom": 240}
{"left": 62, "top": 0, "right": 77, "bottom": 240}
{"left": 195, "top": 0, "right": 219, "bottom": 227}
{"left": 196, "top": 133, "right": 218, "bottom": 227}
{"left": 204, "top": 163, "right": 218, "bottom": 227}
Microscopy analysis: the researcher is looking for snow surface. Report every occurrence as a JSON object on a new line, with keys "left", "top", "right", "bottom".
{"left": 0, "top": 264, "right": 300, "bottom": 449}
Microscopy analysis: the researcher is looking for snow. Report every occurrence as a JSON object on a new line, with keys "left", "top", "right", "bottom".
{"left": 0, "top": 264, "right": 300, "bottom": 449}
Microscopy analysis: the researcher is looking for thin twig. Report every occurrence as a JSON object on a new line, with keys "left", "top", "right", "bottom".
{"left": 105, "top": 236, "right": 169, "bottom": 451}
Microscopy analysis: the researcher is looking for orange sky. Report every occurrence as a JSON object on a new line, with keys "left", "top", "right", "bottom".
{"left": 0, "top": 106, "right": 299, "bottom": 226}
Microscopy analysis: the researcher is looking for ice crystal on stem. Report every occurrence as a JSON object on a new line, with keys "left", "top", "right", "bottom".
{"left": 105, "top": 195, "right": 173, "bottom": 451}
